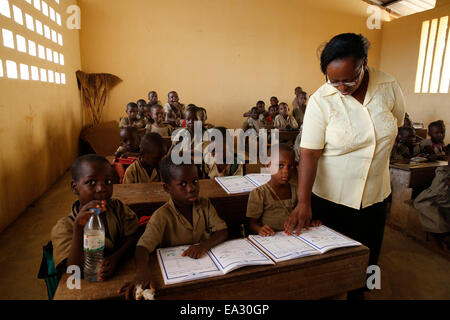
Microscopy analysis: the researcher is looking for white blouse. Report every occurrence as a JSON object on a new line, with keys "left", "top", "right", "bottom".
{"left": 300, "top": 67, "right": 405, "bottom": 209}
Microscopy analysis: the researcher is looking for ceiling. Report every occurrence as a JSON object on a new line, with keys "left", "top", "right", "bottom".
{"left": 368, "top": 0, "right": 436, "bottom": 18}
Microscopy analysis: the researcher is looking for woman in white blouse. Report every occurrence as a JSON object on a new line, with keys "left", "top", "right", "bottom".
{"left": 285, "top": 33, "right": 405, "bottom": 288}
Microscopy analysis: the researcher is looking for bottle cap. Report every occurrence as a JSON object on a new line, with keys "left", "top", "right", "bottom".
{"left": 90, "top": 208, "right": 102, "bottom": 215}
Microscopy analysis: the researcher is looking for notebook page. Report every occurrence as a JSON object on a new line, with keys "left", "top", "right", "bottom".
{"left": 295, "top": 226, "right": 361, "bottom": 254}
{"left": 208, "top": 238, "right": 274, "bottom": 274}
{"left": 215, "top": 176, "right": 257, "bottom": 194}
{"left": 157, "top": 245, "right": 223, "bottom": 285}
{"left": 245, "top": 174, "right": 271, "bottom": 187}
{"left": 249, "top": 232, "right": 320, "bottom": 262}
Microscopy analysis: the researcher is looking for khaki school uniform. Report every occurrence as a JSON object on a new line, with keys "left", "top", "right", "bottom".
{"left": 246, "top": 182, "right": 298, "bottom": 232}
{"left": 274, "top": 114, "right": 299, "bottom": 130}
{"left": 145, "top": 123, "right": 173, "bottom": 137}
{"left": 205, "top": 162, "right": 244, "bottom": 179}
{"left": 164, "top": 102, "right": 185, "bottom": 121}
{"left": 242, "top": 118, "right": 264, "bottom": 131}
{"left": 420, "top": 139, "right": 446, "bottom": 156}
{"left": 292, "top": 107, "right": 306, "bottom": 127}
{"left": 414, "top": 166, "right": 450, "bottom": 233}
{"left": 122, "top": 158, "right": 160, "bottom": 184}
{"left": 119, "top": 117, "right": 146, "bottom": 129}
{"left": 51, "top": 199, "right": 139, "bottom": 268}
{"left": 137, "top": 197, "right": 228, "bottom": 253}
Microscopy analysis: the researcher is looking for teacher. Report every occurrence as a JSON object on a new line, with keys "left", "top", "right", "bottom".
{"left": 285, "top": 33, "right": 405, "bottom": 272}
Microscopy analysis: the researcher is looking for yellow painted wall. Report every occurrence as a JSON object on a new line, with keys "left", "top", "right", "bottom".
{"left": 0, "top": 0, "right": 82, "bottom": 232}
{"left": 78, "top": 0, "right": 383, "bottom": 129}
{"left": 379, "top": 0, "right": 450, "bottom": 143}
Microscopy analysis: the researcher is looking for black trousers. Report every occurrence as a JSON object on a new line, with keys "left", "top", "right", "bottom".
{"left": 311, "top": 193, "right": 388, "bottom": 267}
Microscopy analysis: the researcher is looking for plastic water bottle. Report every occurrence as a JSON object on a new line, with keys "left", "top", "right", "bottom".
{"left": 83, "top": 208, "right": 105, "bottom": 282}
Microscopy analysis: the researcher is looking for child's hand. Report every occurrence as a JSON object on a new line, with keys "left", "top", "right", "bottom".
{"left": 75, "top": 200, "right": 106, "bottom": 228}
{"left": 310, "top": 220, "right": 322, "bottom": 227}
{"left": 119, "top": 270, "right": 154, "bottom": 300}
{"left": 182, "top": 244, "right": 208, "bottom": 259}
{"left": 259, "top": 225, "right": 275, "bottom": 237}
{"left": 99, "top": 256, "right": 119, "bottom": 281}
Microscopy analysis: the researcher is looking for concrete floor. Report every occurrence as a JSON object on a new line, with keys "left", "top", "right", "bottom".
{"left": 0, "top": 170, "right": 449, "bottom": 300}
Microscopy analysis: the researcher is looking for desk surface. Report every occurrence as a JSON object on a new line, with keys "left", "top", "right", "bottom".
{"left": 54, "top": 244, "right": 369, "bottom": 300}
{"left": 389, "top": 160, "right": 447, "bottom": 171}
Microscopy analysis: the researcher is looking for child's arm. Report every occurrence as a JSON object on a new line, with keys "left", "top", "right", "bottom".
{"left": 249, "top": 218, "right": 275, "bottom": 237}
{"left": 99, "top": 232, "right": 140, "bottom": 280}
{"left": 67, "top": 200, "right": 106, "bottom": 269}
{"left": 182, "top": 229, "right": 228, "bottom": 259}
{"left": 118, "top": 246, "right": 154, "bottom": 300}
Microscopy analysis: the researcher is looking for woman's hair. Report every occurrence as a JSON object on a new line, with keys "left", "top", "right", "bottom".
{"left": 319, "top": 33, "right": 370, "bottom": 75}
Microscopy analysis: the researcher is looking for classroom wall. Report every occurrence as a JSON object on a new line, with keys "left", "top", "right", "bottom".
{"left": 379, "top": 0, "right": 450, "bottom": 143}
{"left": 0, "top": 0, "right": 82, "bottom": 232}
{"left": 78, "top": 0, "right": 384, "bottom": 129}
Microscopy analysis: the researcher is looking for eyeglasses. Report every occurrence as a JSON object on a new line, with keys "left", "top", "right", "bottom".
{"left": 326, "top": 65, "right": 364, "bottom": 88}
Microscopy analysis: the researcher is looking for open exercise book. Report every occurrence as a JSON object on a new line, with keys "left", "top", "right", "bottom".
{"left": 157, "top": 226, "right": 361, "bottom": 284}
{"left": 157, "top": 238, "right": 274, "bottom": 285}
{"left": 248, "top": 225, "right": 361, "bottom": 262}
{"left": 215, "top": 174, "right": 271, "bottom": 194}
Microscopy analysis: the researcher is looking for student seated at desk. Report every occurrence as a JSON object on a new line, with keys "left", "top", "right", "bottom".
{"left": 148, "top": 90, "right": 161, "bottom": 106}
{"left": 145, "top": 104, "right": 173, "bottom": 137}
{"left": 164, "top": 91, "right": 185, "bottom": 125}
{"left": 243, "top": 101, "right": 267, "bottom": 120}
{"left": 246, "top": 144, "right": 320, "bottom": 236}
{"left": 123, "top": 133, "right": 164, "bottom": 184}
{"left": 197, "top": 107, "right": 214, "bottom": 130}
{"left": 119, "top": 156, "right": 228, "bottom": 298}
{"left": 119, "top": 102, "right": 146, "bottom": 130}
{"left": 136, "top": 99, "right": 148, "bottom": 122}
{"left": 292, "top": 90, "right": 307, "bottom": 127}
{"left": 242, "top": 107, "right": 264, "bottom": 131}
{"left": 414, "top": 149, "right": 450, "bottom": 251}
{"left": 273, "top": 103, "right": 299, "bottom": 130}
{"left": 269, "top": 96, "right": 279, "bottom": 113}
{"left": 204, "top": 126, "right": 244, "bottom": 179}
{"left": 390, "top": 127, "right": 425, "bottom": 163}
{"left": 142, "top": 104, "right": 153, "bottom": 126}
{"left": 420, "top": 120, "right": 449, "bottom": 160}
{"left": 265, "top": 105, "right": 278, "bottom": 128}
{"left": 51, "top": 155, "right": 139, "bottom": 280}
{"left": 115, "top": 127, "right": 141, "bottom": 158}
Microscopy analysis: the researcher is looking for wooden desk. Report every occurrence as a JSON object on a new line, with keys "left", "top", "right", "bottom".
{"left": 388, "top": 161, "right": 447, "bottom": 241}
{"left": 113, "top": 180, "right": 251, "bottom": 237}
{"left": 54, "top": 245, "right": 369, "bottom": 300}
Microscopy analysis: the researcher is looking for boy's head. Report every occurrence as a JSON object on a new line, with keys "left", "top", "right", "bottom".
{"left": 71, "top": 154, "right": 114, "bottom": 205}
{"left": 267, "top": 144, "right": 296, "bottom": 184}
{"left": 120, "top": 126, "right": 140, "bottom": 152}
{"left": 270, "top": 96, "right": 279, "bottom": 106}
{"left": 297, "top": 91, "right": 307, "bottom": 107}
{"left": 148, "top": 91, "right": 158, "bottom": 104}
{"left": 250, "top": 107, "right": 259, "bottom": 120}
{"left": 185, "top": 105, "right": 198, "bottom": 132}
{"left": 137, "top": 99, "right": 147, "bottom": 113}
{"left": 126, "top": 102, "right": 139, "bottom": 120}
{"left": 268, "top": 105, "right": 278, "bottom": 118}
{"left": 428, "top": 120, "right": 445, "bottom": 144}
{"left": 168, "top": 91, "right": 179, "bottom": 103}
{"left": 160, "top": 156, "right": 199, "bottom": 205}
{"left": 294, "top": 87, "right": 303, "bottom": 97}
{"left": 196, "top": 107, "right": 207, "bottom": 123}
{"left": 140, "top": 132, "right": 165, "bottom": 167}
{"left": 398, "top": 126, "right": 416, "bottom": 146}
{"left": 279, "top": 103, "right": 289, "bottom": 116}
{"left": 150, "top": 104, "right": 165, "bottom": 125}
{"left": 256, "top": 101, "right": 265, "bottom": 113}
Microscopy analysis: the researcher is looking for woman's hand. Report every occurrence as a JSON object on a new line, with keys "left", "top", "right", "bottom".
{"left": 284, "top": 202, "right": 312, "bottom": 236}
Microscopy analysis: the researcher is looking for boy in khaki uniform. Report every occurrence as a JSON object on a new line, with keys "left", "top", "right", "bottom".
{"left": 51, "top": 155, "right": 139, "bottom": 279}
{"left": 273, "top": 103, "right": 299, "bottom": 130}
{"left": 123, "top": 133, "right": 165, "bottom": 184}
{"left": 119, "top": 156, "right": 228, "bottom": 299}
{"left": 119, "top": 102, "right": 146, "bottom": 129}
{"left": 145, "top": 104, "right": 173, "bottom": 137}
